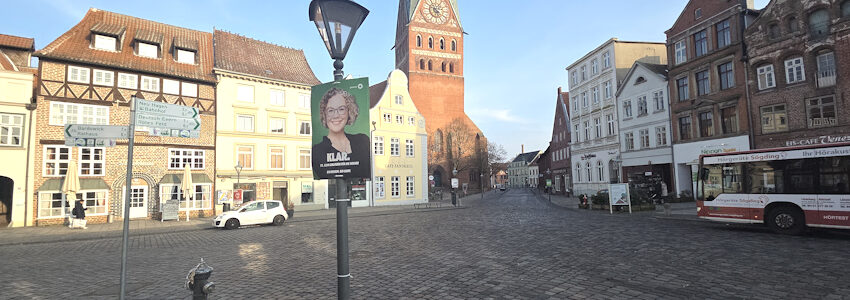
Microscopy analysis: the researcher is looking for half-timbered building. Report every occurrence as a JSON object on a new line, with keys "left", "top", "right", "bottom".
{"left": 32, "top": 8, "right": 216, "bottom": 225}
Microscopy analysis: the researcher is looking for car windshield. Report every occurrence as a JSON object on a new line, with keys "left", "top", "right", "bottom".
{"left": 241, "top": 202, "right": 264, "bottom": 212}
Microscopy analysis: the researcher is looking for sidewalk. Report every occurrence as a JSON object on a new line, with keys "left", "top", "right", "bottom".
{"left": 0, "top": 202, "right": 464, "bottom": 246}
{"left": 536, "top": 189, "right": 701, "bottom": 222}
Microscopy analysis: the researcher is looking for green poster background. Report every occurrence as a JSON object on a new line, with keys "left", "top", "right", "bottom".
{"left": 310, "top": 77, "right": 371, "bottom": 179}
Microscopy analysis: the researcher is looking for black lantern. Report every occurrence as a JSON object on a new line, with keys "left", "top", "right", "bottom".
{"left": 309, "top": 0, "right": 369, "bottom": 80}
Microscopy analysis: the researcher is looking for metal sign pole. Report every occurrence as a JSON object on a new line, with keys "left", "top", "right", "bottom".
{"left": 336, "top": 178, "right": 350, "bottom": 300}
{"left": 119, "top": 97, "right": 137, "bottom": 300}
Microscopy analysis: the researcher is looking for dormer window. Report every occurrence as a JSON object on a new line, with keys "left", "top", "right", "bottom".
{"left": 172, "top": 37, "right": 198, "bottom": 64}
{"left": 138, "top": 42, "right": 158, "bottom": 58}
{"left": 94, "top": 34, "right": 117, "bottom": 51}
{"left": 90, "top": 23, "right": 125, "bottom": 52}
{"left": 176, "top": 49, "right": 195, "bottom": 64}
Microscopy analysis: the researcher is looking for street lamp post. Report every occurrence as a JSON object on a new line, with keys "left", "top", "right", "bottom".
{"left": 309, "top": 1, "right": 369, "bottom": 299}
{"left": 235, "top": 162, "right": 243, "bottom": 186}
{"left": 546, "top": 168, "right": 552, "bottom": 203}
{"left": 452, "top": 168, "right": 458, "bottom": 206}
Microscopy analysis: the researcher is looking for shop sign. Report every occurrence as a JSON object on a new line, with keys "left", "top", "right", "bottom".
{"left": 785, "top": 135, "right": 850, "bottom": 147}
{"left": 700, "top": 147, "right": 739, "bottom": 155}
{"left": 302, "top": 182, "right": 313, "bottom": 193}
{"left": 581, "top": 153, "right": 596, "bottom": 160}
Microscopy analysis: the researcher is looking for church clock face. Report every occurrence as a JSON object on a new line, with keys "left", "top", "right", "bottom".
{"left": 422, "top": 0, "right": 449, "bottom": 24}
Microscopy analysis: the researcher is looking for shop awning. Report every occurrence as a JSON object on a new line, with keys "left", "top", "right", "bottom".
{"left": 160, "top": 173, "right": 212, "bottom": 184}
{"left": 38, "top": 178, "right": 110, "bottom": 192}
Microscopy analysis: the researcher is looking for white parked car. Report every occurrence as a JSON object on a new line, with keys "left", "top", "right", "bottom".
{"left": 213, "top": 200, "right": 288, "bottom": 229}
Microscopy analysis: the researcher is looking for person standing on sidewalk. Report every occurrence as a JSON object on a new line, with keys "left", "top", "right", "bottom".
{"left": 72, "top": 199, "right": 87, "bottom": 229}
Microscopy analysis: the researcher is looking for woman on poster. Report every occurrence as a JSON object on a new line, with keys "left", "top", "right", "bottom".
{"left": 312, "top": 87, "right": 370, "bottom": 178}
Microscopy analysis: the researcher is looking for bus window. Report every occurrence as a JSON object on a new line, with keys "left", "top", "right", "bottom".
{"left": 820, "top": 157, "right": 850, "bottom": 194}
{"left": 785, "top": 159, "right": 817, "bottom": 194}
{"left": 722, "top": 163, "right": 744, "bottom": 193}
{"left": 748, "top": 161, "right": 784, "bottom": 194}
{"left": 701, "top": 164, "right": 723, "bottom": 201}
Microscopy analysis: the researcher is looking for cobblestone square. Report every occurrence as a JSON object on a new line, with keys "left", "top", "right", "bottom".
{"left": 1, "top": 189, "right": 849, "bottom": 299}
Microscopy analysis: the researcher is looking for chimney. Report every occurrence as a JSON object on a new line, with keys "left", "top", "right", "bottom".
{"left": 521, "top": 144, "right": 524, "bottom": 153}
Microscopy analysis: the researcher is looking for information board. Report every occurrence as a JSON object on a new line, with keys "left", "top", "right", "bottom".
{"left": 161, "top": 199, "right": 180, "bottom": 221}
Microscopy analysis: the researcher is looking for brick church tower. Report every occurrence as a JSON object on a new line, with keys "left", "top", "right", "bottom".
{"left": 395, "top": 0, "right": 486, "bottom": 189}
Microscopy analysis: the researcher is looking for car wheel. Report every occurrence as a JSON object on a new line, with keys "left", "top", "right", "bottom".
{"left": 273, "top": 215, "right": 285, "bottom": 226}
{"left": 767, "top": 206, "right": 805, "bottom": 235}
{"left": 224, "top": 218, "right": 240, "bottom": 230}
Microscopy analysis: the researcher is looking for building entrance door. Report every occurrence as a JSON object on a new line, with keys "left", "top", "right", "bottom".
{"left": 0, "top": 176, "right": 12, "bottom": 226}
{"left": 124, "top": 186, "right": 148, "bottom": 219}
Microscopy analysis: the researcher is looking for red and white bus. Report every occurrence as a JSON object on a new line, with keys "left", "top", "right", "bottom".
{"left": 696, "top": 143, "right": 850, "bottom": 234}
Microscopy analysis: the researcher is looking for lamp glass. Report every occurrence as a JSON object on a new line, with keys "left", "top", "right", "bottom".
{"left": 309, "top": 0, "right": 369, "bottom": 60}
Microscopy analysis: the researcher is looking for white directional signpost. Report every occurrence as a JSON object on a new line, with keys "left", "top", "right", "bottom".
{"left": 118, "top": 97, "right": 201, "bottom": 300}
{"left": 64, "top": 124, "right": 129, "bottom": 147}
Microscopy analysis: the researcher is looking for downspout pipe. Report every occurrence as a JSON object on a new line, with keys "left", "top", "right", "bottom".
{"left": 739, "top": 3, "right": 755, "bottom": 149}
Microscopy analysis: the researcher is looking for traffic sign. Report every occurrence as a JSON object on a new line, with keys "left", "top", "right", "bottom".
{"left": 136, "top": 113, "right": 201, "bottom": 131}
{"left": 136, "top": 98, "right": 199, "bottom": 119}
{"left": 451, "top": 178, "right": 459, "bottom": 188}
{"left": 428, "top": 175, "right": 434, "bottom": 180}
{"left": 65, "top": 124, "right": 129, "bottom": 139}
{"left": 65, "top": 137, "right": 117, "bottom": 147}
{"left": 149, "top": 128, "right": 201, "bottom": 138}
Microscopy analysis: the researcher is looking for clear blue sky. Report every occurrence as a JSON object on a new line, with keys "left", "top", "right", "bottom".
{"left": 2, "top": 0, "right": 767, "bottom": 159}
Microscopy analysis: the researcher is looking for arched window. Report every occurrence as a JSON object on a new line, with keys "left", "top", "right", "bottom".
{"left": 767, "top": 23, "right": 780, "bottom": 39}
{"left": 575, "top": 163, "right": 582, "bottom": 182}
{"left": 428, "top": 60, "right": 433, "bottom": 71}
{"left": 419, "top": 59, "right": 425, "bottom": 70}
{"left": 416, "top": 35, "right": 422, "bottom": 47}
{"left": 809, "top": 8, "right": 830, "bottom": 37}
{"left": 441, "top": 62, "right": 446, "bottom": 72}
{"left": 585, "top": 162, "right": 591, "bottom": 182}
{"left": 596, "top": 161, "right": 604, "bottom": 182}
{"left": 609, "top": 160, "right": 620, "bottom": 183}
{"left": 843, "top": 1, "right": 850, "bottom": 17}
{"left": 451, "top": 40, "right": 457, "bottom": 51}
{"left": 787, "top": 16, "right": 799, "bottom": 33}
{"left": 576, "top": 163, "right": 582, "bottom": 182}
{"left": 435, "top": 129, "right": 443, "bottom": 151}
{"left": 439, "top": 38, "right": 445, "bottom": 50}
{"left": 449, "top": 63, "right": 454, "bottom": 73}
{"left": 428, "top": 37, "right": 433, "bottom": 48}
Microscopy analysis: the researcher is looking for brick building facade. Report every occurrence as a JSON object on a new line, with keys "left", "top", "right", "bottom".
{"left": 666, "top": 0, "right": 759, "bottom": 195}
{"left": 548, "top": 88, "right": 571, "bottom": 195}
{"left": 395, "top": 0, "right": 486, "bottom": 191}
{"left": 32, "top": 8, "right": 216, "bottom": 225}
{"left": 745, "top": 0, "right": 850, "bottom": 149}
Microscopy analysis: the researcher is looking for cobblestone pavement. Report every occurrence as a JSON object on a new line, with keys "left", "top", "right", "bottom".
{"left": 2, "top": 189, "right": 850, "bottom": 299}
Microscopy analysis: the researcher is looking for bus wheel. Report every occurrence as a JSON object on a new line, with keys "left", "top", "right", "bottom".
{"left": 767, "top": 206, "right": 805, "bottom": 235}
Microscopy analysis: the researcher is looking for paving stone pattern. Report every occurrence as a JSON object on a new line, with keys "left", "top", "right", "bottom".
{"left": 1, "top": 189, "right": 849, "bottom": 299}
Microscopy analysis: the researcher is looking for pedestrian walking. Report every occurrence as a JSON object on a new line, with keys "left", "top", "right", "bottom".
{"left": 660, "top": 181, "right": 671, "bottom": 216}
{"left": 72, "top": 198, "right": 87, "bottom": 229}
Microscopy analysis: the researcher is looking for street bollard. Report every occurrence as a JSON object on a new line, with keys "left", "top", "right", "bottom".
{"left": 185, "top": 258, "right": 215, "bottom": 300}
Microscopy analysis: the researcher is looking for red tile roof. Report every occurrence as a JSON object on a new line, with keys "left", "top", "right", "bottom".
{"left": 369, "top": 80, "right": 388, "bottom": 108}
{"left": 35, "top": 8, "right": 215, "bottom": 83}
{"left": 0, "top": 33, "right": 34, "bottom": 50}
{"left": 213, "top": 30, "right": 320, "bottom": 86}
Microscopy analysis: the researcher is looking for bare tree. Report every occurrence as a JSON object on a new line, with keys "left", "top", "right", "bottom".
{"left": 443, "top": 118, "right": 478, "bottom": 173}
